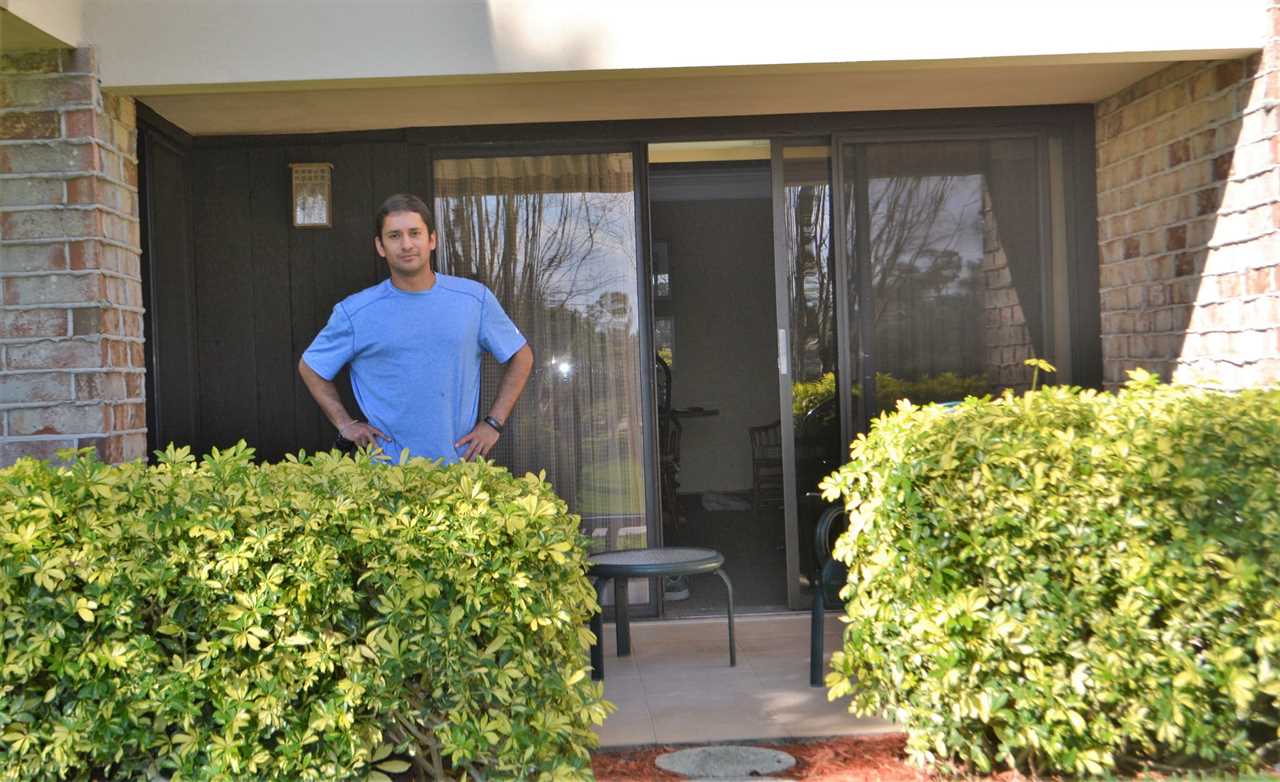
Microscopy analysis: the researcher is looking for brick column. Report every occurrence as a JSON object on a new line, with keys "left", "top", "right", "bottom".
{"left": 0, "top": 48, "right": 145, "bottom": 466}
{"left": 1095, "top": 10, "right": 1280, "bottom": 389}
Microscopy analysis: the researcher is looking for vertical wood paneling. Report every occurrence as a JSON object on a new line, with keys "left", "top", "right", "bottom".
{"left": 286, "top": 144, "right": 326, "bottom": 453}
{"left": 322, "top": 144, "right": 378, "bottom": 443}
{"left": 140, "top": 129, "right": 199, "bottom": 455}
{"left": 192, "top": 147, "right": 258, "bottom": 453}
{"left": 247, "top": 147, "right": 295, "bottom": 461}
{"left": 371, "top": 141, "right": 409, "bottom": 284}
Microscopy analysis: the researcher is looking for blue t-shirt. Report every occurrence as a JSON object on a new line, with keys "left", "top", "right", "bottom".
{"left": 301, "top": 275, "right": 527, "bottom": 463}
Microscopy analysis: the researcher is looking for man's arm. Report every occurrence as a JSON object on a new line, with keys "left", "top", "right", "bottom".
{"left": 297, "top": 358, "right": 386, "bottom": 448}
{"left": 455, "top": 344, "right": 534, "bottom": 461}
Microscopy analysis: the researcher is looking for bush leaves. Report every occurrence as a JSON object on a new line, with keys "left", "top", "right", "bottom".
{"left": 821, "top": 373, "right": 1280, "bottom": 775}
{"left": 0, "top": 444, "right": 608, "bottom": 781}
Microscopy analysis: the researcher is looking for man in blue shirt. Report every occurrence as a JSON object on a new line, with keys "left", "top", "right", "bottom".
{"left": 298, "top": 193, "right": 533, "bottom": 462}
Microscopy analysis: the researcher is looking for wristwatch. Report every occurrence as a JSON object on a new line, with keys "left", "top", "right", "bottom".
{"left": 483, "top": 415, "right": 505, "bottom": 434}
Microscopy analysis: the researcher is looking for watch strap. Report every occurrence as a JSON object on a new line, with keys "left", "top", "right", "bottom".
{"left": 483, "top": 415, "right": 505, "bottom": 433}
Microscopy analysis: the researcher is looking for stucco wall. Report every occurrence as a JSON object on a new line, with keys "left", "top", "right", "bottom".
{"left": 80, "top": 0, "right": 1265, "bottom": 89}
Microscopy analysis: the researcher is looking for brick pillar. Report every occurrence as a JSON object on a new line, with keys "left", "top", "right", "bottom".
{"left": 1096, "top": 6, "right": 1280, "bottom": 389}
{"left": 0, "top": 48, "right": 146, "bottom": 466}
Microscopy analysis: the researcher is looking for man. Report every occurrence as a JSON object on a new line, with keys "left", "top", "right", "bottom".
{"left": 298, "top": 193, "right": 533, "bottom": 462}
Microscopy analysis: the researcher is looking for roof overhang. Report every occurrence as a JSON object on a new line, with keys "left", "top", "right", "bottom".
{"left": 132, "top": 53, "right": 1246, "bottom": 137}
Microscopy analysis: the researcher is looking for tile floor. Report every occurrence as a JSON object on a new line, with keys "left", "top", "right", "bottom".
{"left": 592, "top": 611, "right": 898, "bottom": 747}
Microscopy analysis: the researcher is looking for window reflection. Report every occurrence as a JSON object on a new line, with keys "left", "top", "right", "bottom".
{"left": 433, "top": 153, "right": 647, "bottom": 554}
{"left": 844, "top": 139, "right": 1050, "bottom": 420}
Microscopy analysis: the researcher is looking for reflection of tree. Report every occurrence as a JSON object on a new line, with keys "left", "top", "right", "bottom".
{"left": 861, "top": 176, "right": 972, "bottom": 324}
{"left": 837, "top": 174, "right": 992, "bottom": 387}
{"left": 436, "top": 181, "right": 644, "bottom": 522}
{"left": 439, "top": 191, "right": 633, "bottom": 319}
{"left": 786, "top": 184, "right": 833, "bottom": 377}
{"left": 788, "top": 176, "right": 977, "bottom": 382}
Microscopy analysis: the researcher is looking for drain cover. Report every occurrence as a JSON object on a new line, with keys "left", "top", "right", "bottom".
{"left": 654, "top": 745, "right": 796, "bottom": 779}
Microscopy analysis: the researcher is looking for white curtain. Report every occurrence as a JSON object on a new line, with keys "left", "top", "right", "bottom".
{"left": 433, "top": 153, "right": 649, "bottom": 551}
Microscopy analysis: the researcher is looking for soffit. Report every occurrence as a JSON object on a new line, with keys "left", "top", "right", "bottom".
{"left": 136, "top": 57, "right": 1218, "bottom": 137}
{"left": 0, "top": 8, "right": 71, "bottom": 50}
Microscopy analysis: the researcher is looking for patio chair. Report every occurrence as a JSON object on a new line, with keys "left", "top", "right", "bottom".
{"left": 656, "top": 353, "right": 683, "bottom": 526}
{"left": 748, "top": 420, "right": 784, "bottom": 512}
{"left": 655, "top": 352, "right": 672, "bottom": 413}
{"left": 809, "top": 503, "right": 848, "bottom": 686}
{"left": 658, "top": 411, "right": 683, "bottom": 527}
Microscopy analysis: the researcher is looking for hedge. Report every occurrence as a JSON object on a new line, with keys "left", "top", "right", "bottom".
{"left": 819, "top": 371, "right": 1280, "bottom": 775}
{"left": 0, "top": 444, "right": 608, "bottom": 781}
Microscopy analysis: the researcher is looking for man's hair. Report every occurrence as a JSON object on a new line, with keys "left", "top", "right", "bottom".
{"left": 375, "top": 193, "right": 435, "bottom": 238}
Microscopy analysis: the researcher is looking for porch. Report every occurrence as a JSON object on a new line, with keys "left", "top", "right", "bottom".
{"left": 593, "top": 611, "right": 897, "bottom": 747}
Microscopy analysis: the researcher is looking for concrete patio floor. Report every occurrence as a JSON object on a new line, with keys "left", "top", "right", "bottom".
{"left": 593, "top": 611, "right": 898, "bottom": 748}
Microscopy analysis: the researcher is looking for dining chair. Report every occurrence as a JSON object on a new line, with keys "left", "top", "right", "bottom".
{"left": 747, "top": 420, "right": 784, "bottom": 512}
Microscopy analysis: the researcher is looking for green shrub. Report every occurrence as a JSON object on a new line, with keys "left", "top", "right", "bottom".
{"left": 0, "top": 444, "right": 608, "bottom": 781}
{"left": 792, "top": 371, "right": 991, "bottom": 422}
{"left": 793, "top": 372, "right": 840, "bottom": 420}
{"left": 872, "top": 371, "right": 992, "bottom": 408}
{"left": 820, "top": 372, "right": 1280, "bottom": 776}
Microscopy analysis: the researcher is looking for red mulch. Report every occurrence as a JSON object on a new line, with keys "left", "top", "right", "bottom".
{"left": 592, "top": 732, "right": 931, "bottom": 781}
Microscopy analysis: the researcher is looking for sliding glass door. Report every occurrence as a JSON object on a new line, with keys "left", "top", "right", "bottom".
{"left": 432, "top": 151, "right": 654, "bottom": 585}
{"left": 774, "top": 133, "right": 1070, "bottom": 609}
{"left": 839, "top": 136, "right": 1066, "bottom": 427}
{"left": 430, "top": 135, "right": 1070, "bottom": 615}
{"left": 771, "top": 141, "right": 843, "bottom": 609}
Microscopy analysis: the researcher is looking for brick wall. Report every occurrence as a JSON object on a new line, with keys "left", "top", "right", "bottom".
{"left": 981, "top": 188, "right": 1035, "bottom": 390}
{"left": 1096, "top": 42, "right": 1280, "bottom": 389}
{"left": 0, "top": 48, "right": 145, "bottom": 465}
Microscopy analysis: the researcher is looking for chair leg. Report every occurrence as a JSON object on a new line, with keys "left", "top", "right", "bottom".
{"left": 810, "top": 578, "right": 825, "bottom": 687}
{"left": 713, "top": 568, "right": 736, "bottom": 667}
{"left": 591, "top": 577, "right": 606, "bottom": 680}
{"left": 614, "top": 576, "right": 631, "bottom": 657}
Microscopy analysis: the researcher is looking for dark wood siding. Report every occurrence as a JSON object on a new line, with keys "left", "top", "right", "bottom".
{"left": 139, "top": 109, "right": 198, "bottom": 457}
{"left": 193, "top": 147, "right": 259, "bottom": 451}
{"left": 144, "top": 136, "right": 409, "bottom": 460}
{"left": 183, "top": 142, "right": 404, "bottom": 458}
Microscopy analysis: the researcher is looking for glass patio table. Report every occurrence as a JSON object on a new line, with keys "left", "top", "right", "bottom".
{"left": 587, "top": 546, "right": 736, "bottom": 680}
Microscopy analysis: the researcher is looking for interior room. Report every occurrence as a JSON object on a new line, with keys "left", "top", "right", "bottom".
{"left": 647, "top": 141, "right": 788, "bottom": 617}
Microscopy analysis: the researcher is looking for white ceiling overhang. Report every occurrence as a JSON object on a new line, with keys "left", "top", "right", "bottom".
{"left": 133, "top": 53, "right": 1251, "bottom": 137}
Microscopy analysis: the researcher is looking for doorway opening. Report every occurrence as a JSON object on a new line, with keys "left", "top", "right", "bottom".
{"left": 647, "top": 140, "right": 788, "bottom": 616}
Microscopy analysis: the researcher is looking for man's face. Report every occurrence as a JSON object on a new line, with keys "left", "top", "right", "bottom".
{"left": 375, "top": 210, "right": 437, "bottom": 278}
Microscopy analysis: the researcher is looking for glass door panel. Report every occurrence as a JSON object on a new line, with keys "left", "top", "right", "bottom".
{"left": 773, "top": 142, "right": 839, "bottom": 609}
{"left": 432, "top": 152, "right": 651, "bottom": 570}
{"left": 840, "top": 138, "right": 1056, "bottom": 422}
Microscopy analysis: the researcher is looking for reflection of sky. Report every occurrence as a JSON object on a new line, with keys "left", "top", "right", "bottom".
{"left": 437, "top": 191, "right": 639, "bottom": 334}
{"left": 868, "top": 174, "right": 984, "bottom": 293}
{"left": 786, "top": 176, "right": 986, "bottom": 302}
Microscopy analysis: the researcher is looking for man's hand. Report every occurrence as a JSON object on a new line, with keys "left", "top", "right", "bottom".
{"left": 339, "top": 420, "right": 387, "bottom": 449}
{"left": 455, "top": 421, "right": 500, "bottom": 461}
{"left": 299, "top": 360, "right": 388, "bottom": 451}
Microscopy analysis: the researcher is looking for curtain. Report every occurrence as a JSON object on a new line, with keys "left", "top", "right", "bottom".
{"left": 433, "top": 153, "right": 648, "bottom": 552}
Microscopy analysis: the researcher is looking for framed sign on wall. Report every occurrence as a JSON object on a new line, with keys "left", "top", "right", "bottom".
{"left": 290, "top": 162, "right": 333, "bottom": 228}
